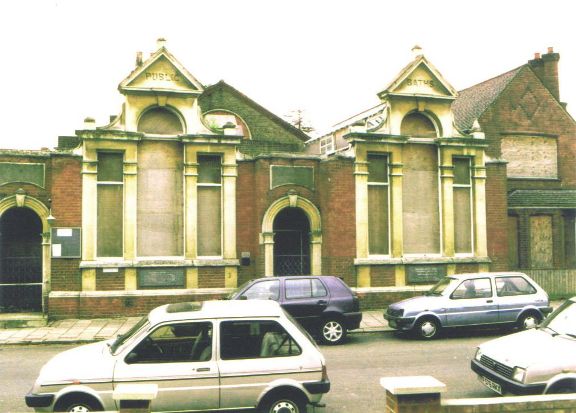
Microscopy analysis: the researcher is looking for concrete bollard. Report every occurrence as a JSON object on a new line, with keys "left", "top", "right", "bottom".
{"left": 380, "top": 376, "right": 446, "bottom": 413}
{"left": 113, "top": 383, "right": 158, "bottom": 413}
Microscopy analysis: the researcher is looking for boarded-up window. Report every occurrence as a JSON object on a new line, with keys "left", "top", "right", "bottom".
{"left": 198, "top": 155, "right": 222, "bottom": 256}
{"left": 137, "top": 142, "right": 183, "bottom": 257}
{"left": 368, "top": 154, "right": 389, "bottom": 255}
{"left": 403, "top": 145, "right": 440, "bottom": 254}
{"left": 530, "top": 215, "right": 553, "bottom": 268}
{"left": 564, "top": 214, "right": 576, "bottom": 268}
{"left": 501, "top": 136, "right": 558, "bottom": 178}
{"left": 97, "top": 152, "right": 123, "bottom": 257}
{"left": 508, "top": 216, "right": 519, "bottom": 268}
{"left": 453, "top": 158, "right": 472, "bottom": 254}
{"left": 401, "top": 113, "right": 437, "bottom": 138}
{"left": 138, "top": 107, "right": 184, "bottom": 135}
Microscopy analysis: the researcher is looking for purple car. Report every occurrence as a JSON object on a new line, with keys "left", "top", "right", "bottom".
{"left": 229, "top": 275, "right": 362, "bottom": 345}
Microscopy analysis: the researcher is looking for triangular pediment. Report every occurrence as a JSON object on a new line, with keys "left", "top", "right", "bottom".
{"left": 119, "top": 48, "right": 204, "bottom": 95}
{"left": 379, "top": 56, "right": 457, "bottom": 99}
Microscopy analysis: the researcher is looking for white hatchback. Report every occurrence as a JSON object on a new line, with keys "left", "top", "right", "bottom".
{"left": 25, "top": 300, "right": 330, "bottom": 413}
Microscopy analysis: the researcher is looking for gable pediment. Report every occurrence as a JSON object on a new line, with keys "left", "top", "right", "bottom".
{"left": 119, "top": 49, "right": 204, "bottom": 96}
{"left": 379, "top": 56, "right": 457, "bottom": 100}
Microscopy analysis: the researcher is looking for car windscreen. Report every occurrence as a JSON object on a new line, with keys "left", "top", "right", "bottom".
{"left": 110, "top": 316, "right": 150, "bottom": 354}
{"left": 226, "top": 280, "right": 253, "bottom": 299}
{"left": 426, "top": 277, "right": 456, "bottom": 296}
{"left": 541, "top": 300, "right": 576, "bottom": 338}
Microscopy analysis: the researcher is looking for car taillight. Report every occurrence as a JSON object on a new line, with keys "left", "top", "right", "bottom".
{"left": 321, "top": 363, "right": 329, "bottom": 381}
{"left": 352, "top": 295, "right": 360, "bottom": 311}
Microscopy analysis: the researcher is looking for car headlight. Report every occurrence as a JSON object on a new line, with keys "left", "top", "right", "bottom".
{"left": 512, "top": 367, "right": 526, "bottom": 383}
{"left": 475, "top": 348, "right": 483, "bottom": 362}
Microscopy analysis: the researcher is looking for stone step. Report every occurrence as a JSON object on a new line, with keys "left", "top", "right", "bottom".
{"left": 0, "top": 313, "right": 47, "bottom": 329}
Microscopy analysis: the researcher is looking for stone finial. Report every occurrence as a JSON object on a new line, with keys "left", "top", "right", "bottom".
{"left": 157, "top": 37, "right": 167, "bottom": 49}
{"left": 412, "top": 45, "right": 423, "bottom": 58}
{"left": 83, "top": 117, "right": 96, "bottom": 130}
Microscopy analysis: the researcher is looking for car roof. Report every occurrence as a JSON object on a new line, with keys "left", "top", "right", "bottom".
{"left": 251, "top": 275, "right": 339, "bottom": 281}
{"left": 148, "top": 300, "right": 284, "bottom": 325}
{"left": 448, "top": 271, "right": 531, "bottom": 280}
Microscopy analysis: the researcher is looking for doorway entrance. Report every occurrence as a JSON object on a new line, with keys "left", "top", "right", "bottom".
{"left": 273, "top": 207, "right": 310, "bottom": 276}
{"left": 0, "top": 207, "right": 43, "bottom": 312}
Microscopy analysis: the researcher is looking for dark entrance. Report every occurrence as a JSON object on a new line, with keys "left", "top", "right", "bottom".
{"left": 0, "top": 207, "right": 43, "bottom": 312}
{"left": 273, "top": 207, "right": 310, "bottom": 276}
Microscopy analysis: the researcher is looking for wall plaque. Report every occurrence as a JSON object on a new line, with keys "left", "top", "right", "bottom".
{"left": 0, "top": 162, "right": 45, "bottom": 187}
{"left": 271, "top": 165, "right": 314, "bottom": 190}
{"left": 138, "top": 268, "right": 185, "bottom": 289}
{"left": 407, "top": 265, "right": 446, "bottom": 284}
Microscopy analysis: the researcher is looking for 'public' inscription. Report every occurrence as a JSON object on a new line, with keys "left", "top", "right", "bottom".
{"left": 145, "top": 72, "right": 181, "bottom": 82}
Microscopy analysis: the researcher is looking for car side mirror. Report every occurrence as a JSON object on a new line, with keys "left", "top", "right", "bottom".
{"left": 125, "top": 352, "right": 139, "bottom": 364}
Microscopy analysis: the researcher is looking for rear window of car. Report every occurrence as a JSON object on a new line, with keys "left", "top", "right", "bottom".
{"left": 495, "top": 276, "right": 537, "bottom": 296}
{"left": 285, "top": 278, "right": 327, "bottom": 299}
{"left": 219, "top": 320, "right": 302, "bottom": 359}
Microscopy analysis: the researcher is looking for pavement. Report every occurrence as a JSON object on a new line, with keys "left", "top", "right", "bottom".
{"left": 0, "top": 310, "right": 391, "bottom": 345}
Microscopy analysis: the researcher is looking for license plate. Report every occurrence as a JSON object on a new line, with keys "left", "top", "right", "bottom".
{"left": 479, "top": 375, "right": 502, "bottom": 394}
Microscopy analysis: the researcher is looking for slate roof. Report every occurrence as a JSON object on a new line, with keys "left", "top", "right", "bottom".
{"left": 508, "top": 190, "right": 576, "bottom": 209}
{"left": 452, "top": 66, "right": 523, "bottom": 132}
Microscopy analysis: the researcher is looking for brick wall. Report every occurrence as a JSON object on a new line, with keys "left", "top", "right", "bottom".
{"left": 96, "top": 268, "right": 125, "bottom": 291}
{"left": 485, "top": 162, "right": 509, "bottom": 271}
{"left": 198, "top": 267, "right": 225, "bottom": 288}
{"left": 49, "top": 155, "right": 82, "bottom": 227}
{"left": 51, "top": 259, "right": 81, "bottom": 290}
{"left": 318, "top": 157, "right": 356, "bottom": 283}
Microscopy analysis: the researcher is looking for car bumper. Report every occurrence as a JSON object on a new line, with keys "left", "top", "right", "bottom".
{"left": 384, "top": 315, "right": 416, "bottom": 331}
{"left": 25, "top": 392, "right": 54, "bottom": 408}
{"left": 303, "top": 379, "right": 331, "bottom": 394}
{"left": 471, "top": 359, "right": 545, "bottom": 395}
{"left": 344, "top": 312, "right": 362, "bottom": 330}
{"left": 541, "top": 306, "right": 554, "bottom": 315}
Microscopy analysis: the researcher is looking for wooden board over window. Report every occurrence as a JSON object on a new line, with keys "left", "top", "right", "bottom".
{"left": 530, "top": 215, "right": 553, "bottom": 268}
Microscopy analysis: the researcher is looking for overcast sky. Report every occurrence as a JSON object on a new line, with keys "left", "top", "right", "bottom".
{"left": 1, "top": 0, "right": 575, "bottom": 149}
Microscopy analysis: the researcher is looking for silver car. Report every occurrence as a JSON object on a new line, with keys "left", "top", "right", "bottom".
{"left": 384, "top": 272, "right": 552, "bottom": 339}
{"left": 25, "top": 300, "right": 330, "bottom": 413}
{"left": 472, "top": 297, "right": 576, "bottom": 395}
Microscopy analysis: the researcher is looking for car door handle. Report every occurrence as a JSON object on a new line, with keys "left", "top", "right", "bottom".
{"left": 317, "top": 300, "right": 328, "bottom": 305}
{"left": 486, "top": 299, "right": 493, "bottom": 303}
{"left": 195, "top": 367, "right": 210, "bottom": 372}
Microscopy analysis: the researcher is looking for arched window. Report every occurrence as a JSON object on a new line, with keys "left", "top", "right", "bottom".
{"left": 401, "top": 112, "right": 437, "bottom": 137}
{"left": 138, "top": 107, "right": 184, "bottom": 135}
{"left": 203, "top": 110, "right": 251, "bottom": 138}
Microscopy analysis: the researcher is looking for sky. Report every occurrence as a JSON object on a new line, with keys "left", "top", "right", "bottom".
{"left": 1, "top": 0, "right": 575, "bottom": 149}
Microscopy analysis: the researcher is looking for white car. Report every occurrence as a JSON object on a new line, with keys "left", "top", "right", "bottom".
{"left": 25, "top": 300, "right": 330, "bottom": 412}
{"left": 472, "top": 297, "right": 576, "bottom": 395}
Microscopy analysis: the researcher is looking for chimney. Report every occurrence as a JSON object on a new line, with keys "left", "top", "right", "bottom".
{"left": 528, "top": 47, "right": 560, "bottom": 101}
{"left": 157, "top": 37, "right": 167, "bottom": 49}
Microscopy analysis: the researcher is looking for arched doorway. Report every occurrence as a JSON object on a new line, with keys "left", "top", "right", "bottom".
{"left": 0, "top": 207, "right": 43, "bottom": 312}
{"left": 273, "top": 208, "right": 311, "bottom": 276}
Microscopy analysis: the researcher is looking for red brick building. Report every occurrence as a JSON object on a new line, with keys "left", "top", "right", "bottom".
{"left": 0, "top": 42, "right": 574, "bottom": 319}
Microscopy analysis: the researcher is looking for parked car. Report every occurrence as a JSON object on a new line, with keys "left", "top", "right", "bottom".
{"left": 384, "top": 272, "right": 552, "bottom": 339}
{"left": 25, "top": 300, "right": 330, "bottom": 413}
{"left": 228, "top": 275, "right": 362, "bottom": 345}
{"left": 472, "top": 297, "right": 576, "bottom": 395}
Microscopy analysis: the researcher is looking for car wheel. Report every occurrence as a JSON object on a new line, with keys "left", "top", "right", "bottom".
{"left": 546, "top": 383, "right": 576, "bottom": 394}
{"left": 261, "top": 393, "right": 307, "bottom": 413}
{"left": 517, "top": 312, "right": 542, "bottom": 330}
{"left": 319, "top": 319, "right": 346, "bottom": 345}
{"left": 414, "top": 318, "right": 440, "bottom": 339}
{"left": 55, "top": 397, "right": 101, "bottom": 413}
